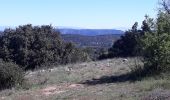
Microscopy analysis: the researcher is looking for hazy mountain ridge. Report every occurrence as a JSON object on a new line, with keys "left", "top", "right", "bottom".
{"left": 59, "top": 28, "right": 124, "bottom": 36}
{"left": 0, "top": 26, "right": 124, "bottom": 36}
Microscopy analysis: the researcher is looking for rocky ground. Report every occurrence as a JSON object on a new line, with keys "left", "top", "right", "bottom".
{"left": 0, "top": 58, "right": 170, "bottom": 100}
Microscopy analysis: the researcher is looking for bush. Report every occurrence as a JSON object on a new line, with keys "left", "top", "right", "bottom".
{"left": 0, "top": 60, "right": 24, "bottom": 90}
{"left": 69, "top": 48, "right": 91, "bottom": 63}
{"left": 108, "top": 22, "right": 142, "bottom": 57}
{"left": 0, "top": 24, "right": 90, "bottom": 70}
{"left": 140, "top": 12, "right": 170, "bottom": 75}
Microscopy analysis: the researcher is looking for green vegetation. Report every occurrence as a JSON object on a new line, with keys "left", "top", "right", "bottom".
{"left": 108, "top": 22, "right": 142, "bottom": 57}
{"left": 1, "top": 1, "right": 170, "bottom": 100}
{"left": 139, "top": 2, "right": 170, "bottom": 75}
{"left": 61, "top": 34, "right": 120, "bottom": 49}
{"left": 62, "top": 34, "right": 120, "bottom": 60}
{"left": 0, "top": 25, "right": 90, "bottom": 70}
{"left": 140, "top": 12, "right": 170, "bottom": 75}
{"left": 0, "top": 59, "right": 24, "bottom": 90}
{"left": 0, "top": 24, "right": 90, "bottom": 89}
{"left": 103, "top": 0, "right": 170, "bottom": 77}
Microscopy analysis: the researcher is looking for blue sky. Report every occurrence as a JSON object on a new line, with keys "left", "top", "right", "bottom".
{"left": 0, "top": 0, "right": 158, "bottom": 29}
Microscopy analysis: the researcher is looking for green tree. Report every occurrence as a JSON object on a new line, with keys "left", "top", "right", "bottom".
{"left": 140, "top": 11, "right": 170, "bottom": 74}
{"left": 108, "top": 22, "right": 142, "bottom": 57}
{"left": 0, "top": 24, "right": 90, "bottom": 70}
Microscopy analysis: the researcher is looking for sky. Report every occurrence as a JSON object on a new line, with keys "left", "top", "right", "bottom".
{"left": 0, "top": 0, "right": 158, "bottom": 30}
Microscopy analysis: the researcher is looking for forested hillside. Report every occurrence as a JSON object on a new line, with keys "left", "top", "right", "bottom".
{"left": 61, "top": 34, "right": 121, "bottom": 48}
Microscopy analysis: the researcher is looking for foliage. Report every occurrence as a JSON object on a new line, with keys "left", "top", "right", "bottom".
{"left": 62, "top": 34, "right": 120, "bottom": 50}
{"left": 107, "top": 10, "right": 170, "bottom": 76}
{"left": 0, "top": 59, "right": 24, "bottom": 90}
{"left": 108, "top": 22, "right": 142, "bottom": 57}
{"left": 69, "top": 48, "right": 91, "bottom": 63}
{"left": 80, "top": 47, "right": 108, "bottom": 61}
{"left": 140, "top": 12, "right": 170, "bottom": 74}
{"left": 0, "top": 24, "right": 89, "bottom": 70}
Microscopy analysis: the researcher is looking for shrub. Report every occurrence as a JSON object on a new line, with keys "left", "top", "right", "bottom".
{"left": 0, "top": 60, "right": 24, "bottom": 90}
{"left": 69, "top": 48, "right": 91, "bottom": 63}
{"left": 140, "top": 12, "right": 170, "bottom": 75}
{"left": 108, "top": 22, "right": 142, "bottom": 57}
{"left": 0, "top": 25, "right": 90, "bottom": 70}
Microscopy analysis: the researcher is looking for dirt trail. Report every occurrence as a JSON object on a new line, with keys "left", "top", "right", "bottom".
{"left": 39, "top": 83, "right": 84, "bottom": 96}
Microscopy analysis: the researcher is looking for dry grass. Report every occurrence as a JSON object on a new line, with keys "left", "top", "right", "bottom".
{"left": 0, "top": 58, "right": 170, "bottom": 100}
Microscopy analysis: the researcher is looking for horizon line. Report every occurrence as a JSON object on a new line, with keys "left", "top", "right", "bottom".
{"left": 0, "top": 25, "right": 129, "bottom": 31}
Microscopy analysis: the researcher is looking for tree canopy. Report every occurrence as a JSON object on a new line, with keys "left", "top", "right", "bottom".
{"left": 0, "top": 25, "right": 90, "bottom": 70}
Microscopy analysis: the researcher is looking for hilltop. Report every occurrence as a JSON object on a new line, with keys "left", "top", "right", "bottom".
{"left": 1, "top": 58, "right": 170, "bottom": 100}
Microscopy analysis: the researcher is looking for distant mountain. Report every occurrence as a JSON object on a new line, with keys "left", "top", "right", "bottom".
{"left": 59, "top": 29, "right": 124, "bottom": 36}
{"left": 61, "top": 34, "right": 122, "bottom": 49}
